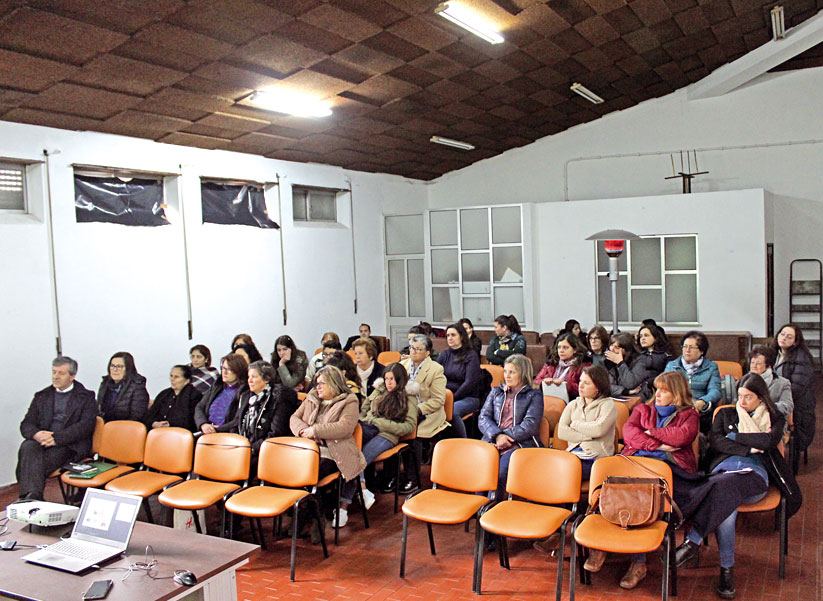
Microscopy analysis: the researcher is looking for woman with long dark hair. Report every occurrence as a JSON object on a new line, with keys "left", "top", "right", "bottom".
{"left": 458, "top": 317, "right": 482, "bottom": 359}
{"left": 194, "top": 353, "right": 249, "bottom": 434}
{"left": 635, "top": 322, "right": 672, "bottom": 397}
{"left": 603, "top": 332, "right": 650, "bottom": 397}
{"left": 271, "top": 334, "right": 309, "bottom": 391}
{"left": 97, "top": 352, "right": 149, "bottom": 422}
{"left": 533, "top": 332, "right": 588, "bottom": 399}
{"left": 771, "top": 323, "right": 815, "bottom": 452}
{"left": 485, "top": 314, "right": 526, "bottom": 366}
{"left": 437, "top": 322, "right": 481, "bottom": 438}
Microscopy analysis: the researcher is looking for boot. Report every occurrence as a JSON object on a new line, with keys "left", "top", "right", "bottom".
{"left": 673, "top": 540, "right": 700, "bottom": 567}
{"left": 583, "top": 549, "right": 607, "bottom": 572}
{"left": 619, "top": 561, "right": 647, "bottom": 589}
{"left": 716, "top": 567, "right": 735, "bottom": 599}
{"left": 532, "top": 533, "right": 560, "bottom": 554}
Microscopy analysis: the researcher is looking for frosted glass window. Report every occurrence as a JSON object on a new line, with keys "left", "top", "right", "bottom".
{"left": 0, "top": 162, "right": 25, "bottom": 211}
{"left": 408, "top": 259, "right": 425, "bottom": 317}
{"left": 431, "top": 249, "right": 458, "bottom": 284}
{"left": 597, "top": 240, "right": 627, "bottom": 271}
{"left": 460, "top": 209, "right": 489, "bottom": 250}
{"left": 463, "top": 297, "right": 493, "bottom": 325}
{"left": 491, "top": 206, "right": 521, "bottom": 243}
{"left": 630, "top": 238, "right": 661, "bottom": 285}
{"left": 631, "top": 289, "right": 662, "bottom": 322}
{"left": 665, "top": 237, "right": 697, "bottom": 270}
{"left": 493, "top": 247, "right": 523, "bottom": 283}
{"left": 494, "top": 287, "right": 524, "bottom": 320}
{"left": 385, "top": 215, "right": 423, "bottom": 255}
{"left": 666, "top": 275, "right": 698, "bottom": 322}
{"left": 433, "top": 287, "right": 458, "bottom": 322}
{"left": 462, "top": 253, "right": 490, "bottom": 294}
{"left": 309, "top": 190, "right": 336, "bottom": 220}
{"left": 430, "top": 210, "right": 457, "bottom": 246}
{"left": 598, "top": 275, "right": 629, "bottom": 323}
{"left": 292, "top": 194, "right": 307, "bottom": 220}
{"left": 388, "top": 260, "right": 406, "bottom": 317}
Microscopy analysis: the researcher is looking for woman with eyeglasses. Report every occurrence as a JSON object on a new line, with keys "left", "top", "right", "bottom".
{"left": 585, "top": 325, "right": 609, "bottom": 366}
{"left": 97, "top": 352, "right": 149, "bottom": 422}
{"left": 307, "top": 333, "right": 340, "bottom": 382}
{"left": 664, "top": 331, "right": 722, "bottom": 432}
{"left": 771, "top": 323, "right": 815, "bottom": 452}
{"left": 747, "top": 345, "right": 793, "bottom": 426}
{"left": 194, "top": 353, "right": 249, "bottom": 434}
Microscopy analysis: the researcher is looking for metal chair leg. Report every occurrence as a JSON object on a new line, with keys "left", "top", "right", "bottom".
{"left": 473, "top": 517, "right": 484, "bottom": 594}
{"left": 779, "top": 497, "right": 787, "bottom": 578}
{"left": 555, "top": 527, "right": 565, "bottom": 601}
{"left": 142, "top": 498, "right": 155, "bottom": 524}
{"left": 192, "top": 509, "right": 203, "bottom": 534}
{"left": 427, "top": 522, "right": 436, "bottom": 555}
{"left": 400, "top": 514, "right": 409, "bottom": 577}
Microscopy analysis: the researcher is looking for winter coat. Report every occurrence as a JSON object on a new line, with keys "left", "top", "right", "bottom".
{"left": 479, "top": 384, "right": 543, "bottom": 448}
{"left": 274, "top": 350, "right": 309, "bottom": 389}
{"left": 97, "top": 373, "right": 149, "bottom": 422}
{"left": 557, "top": 395, "right": 617, "bottom": 459}
{"left": 20, "top": 381, "right": 98, "bottom": 459}
{"left": 621, "top": 403, "right": 700, "bottom": 473}
{"left": 485, "top": 333, "right": 527, "bottom": 366}
{"left": 143, "top": 383, "right": 201, "bottom": 432}
{"left": 360, "top": 379, "right": 419, "bottom": 446}
{"left": 236, "top": 384, "right": 300, "bottom": 454}
{"left": 533, "top": 361, "right": 585, "bottom": 399}
{"left": 193, "top": 379, "right": 248, "bottom": 432}
{"left": 775, "top": 348, "right": 815, "bottom": 450}
{"left": 664, "top": 357, "right": 722, "bottom": 408}
{"left": 401, "top": 357, "right": 448, "bottom": 439}
{"left": 605, "top": 355, "right": 649, "bottom": 397}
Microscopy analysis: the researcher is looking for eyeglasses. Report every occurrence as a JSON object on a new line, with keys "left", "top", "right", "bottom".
{"left": 110, "top": 364, "right": 126, "bottom": 370}
{"left": 682, "top": 345, "right": 700, "bottom": 351}
{"left": 409, "top": 346, "right": 427, "bottom": 352}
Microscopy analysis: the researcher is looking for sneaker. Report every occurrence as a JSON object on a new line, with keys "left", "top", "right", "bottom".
{"left": 362, "top": 488, "right": 375, "bottom": 510}
{"left": 333, "top": 508, "right": 348, "bottom": 527}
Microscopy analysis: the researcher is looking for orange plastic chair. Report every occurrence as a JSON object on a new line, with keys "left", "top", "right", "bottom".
{"left": 400, "top": 438, "right": 499, "bottom": 579}
{"left": 538, "top": 417, "right": 551, "bottom": 448}
{"left": 715, "top": 360, "right": 743, "bottom": 380}
{"left": 346, "top": 349, "right": 356, "bottom": 360}
{"left": 373, "top": 424, "right": 419, "bottom": 514}
{"left": 481, "top": 365, "right": 504, "bottom": 388}
{"left": 570, "top": 456, "right": 676, "bottom": 601}
{"left": 105, "top": 427, "right": 194, "bottom": 523}
{"left": 55, "top": 416, "right": 104, "bottom": 502}
{"left": 297, "top": 392, "right": 307, "bottom": 401}
{"left": 378, "top": 351, "right": 401, "bottom": 365}
{"left": 225, "top": 437, "right": 327, "bottom": 581}
{"left": 475, "top": 448, "right": 582, "bottom": 598}
{"left": 158, "top": 432, "right": 251, "bottom": 535}
{"left": 614, "top": 400, "right": 631, "bottom": 452}
{"left": 444, "top": 389, "right": 454, "bottom": 421}
{"left": 543, "top": 395, "right": 566, "bottom": 439}
{"left": 60, "top": 420, "right": 147, "bottom": 501}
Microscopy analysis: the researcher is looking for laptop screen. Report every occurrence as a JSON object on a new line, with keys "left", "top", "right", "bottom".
{"left": 72, "top": 489, "right": 142, "bottom": 546}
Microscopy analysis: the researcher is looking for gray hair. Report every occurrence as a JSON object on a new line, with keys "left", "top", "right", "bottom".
{"left": 53, "top": 356, "right": 78, "bottom": 375}
{"left": 504, "top": 354, "right": 533, "bottom": 388}
{"left": 248, "top": 360, "right": 276, "bottom": 382}
{"left": 410, "top": 334, "right": 432, "bottom": 353}
{"left": 316, "top": 365, "right": 348, "bottom": 397}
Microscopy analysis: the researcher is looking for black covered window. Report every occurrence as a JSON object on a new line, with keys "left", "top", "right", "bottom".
{"left": 74, "top": 173, "right": 168, "bottom": 226}
{"left": 201, "top": 180, "right": 279, "bottom": 229}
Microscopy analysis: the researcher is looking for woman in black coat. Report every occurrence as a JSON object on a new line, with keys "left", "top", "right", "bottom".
{"left": 143, "top": 365, "right": 202, "bottom": 432}
{"left": 772, "top": 323, "right": 816, "bottom": 452}
{"left": 635, "top": 322, "right": 672, "bottom": 398}
{"left": 98, "top": 351, "right": 149, "bottom": 422}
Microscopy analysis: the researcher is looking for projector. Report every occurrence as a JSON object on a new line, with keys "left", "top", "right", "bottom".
{"left": 6, "top": 501, "right": 79, "bottom": 527}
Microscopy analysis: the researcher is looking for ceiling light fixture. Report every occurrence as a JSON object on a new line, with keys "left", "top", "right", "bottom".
{"left": 434, "top": 2, "right": 504, "bottom": 45}
{"left": 246, "top": 89, "right": 332, "bottom": 118}
{"left": 570, "top": 82, "right": 604, "bottom": 104}
{"left": 771, "top": 5, "right": 785, "bottom": 40}
{"left": 430, "top": 135, "right": 475, "bottom": 151}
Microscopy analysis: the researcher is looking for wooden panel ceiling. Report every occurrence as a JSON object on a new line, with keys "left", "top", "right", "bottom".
{"left": 1, "top": 0, "right": 821, "bottom": 180}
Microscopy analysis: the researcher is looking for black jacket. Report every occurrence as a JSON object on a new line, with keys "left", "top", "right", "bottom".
{"left": 20, "top": 381, "right": 98, "bottom": 459}
{"left": 775, "top": 348, "right": 816, "bottom": 450}
{"left": 235, "top": 384, "right": 300, "bottom": 453}
{"left": 193, "top": 379, "right": 247, "bottom": 432}
{"left": 143, "top": 383, "right": 202, "bottom": 432}
{"left": 362, "top": 361, "right": 385, "bottom": 398}
{"left": 97, "top": 373, "right": 149, "bottom": 422}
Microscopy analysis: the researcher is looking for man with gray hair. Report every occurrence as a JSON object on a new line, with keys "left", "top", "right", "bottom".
{"left": 16, "top": 356, "right": 97, "bottom": 501}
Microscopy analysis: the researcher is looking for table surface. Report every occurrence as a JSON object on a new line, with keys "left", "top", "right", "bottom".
{"left": 0, "top": 516, "right": 258, "bottom": 601}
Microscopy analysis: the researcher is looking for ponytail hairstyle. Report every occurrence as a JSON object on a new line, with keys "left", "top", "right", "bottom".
{"left": 495, "top": 314, "right": 521, "bottom": 335}
{"left": 375, "top": 363, "right": 410, "bottom": 422}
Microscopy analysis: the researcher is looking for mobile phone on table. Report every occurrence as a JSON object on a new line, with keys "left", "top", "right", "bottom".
{"left": 83, "top": 579, "right": 113, "bottom": 600}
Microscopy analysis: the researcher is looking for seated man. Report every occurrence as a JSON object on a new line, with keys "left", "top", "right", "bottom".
{"left": 17, "top": 356, "right": 97, "bottom": 501}
{"left": 343, "top": 323, "right": 379, "bottom": 352}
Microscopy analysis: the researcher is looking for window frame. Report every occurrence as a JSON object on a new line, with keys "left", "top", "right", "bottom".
{"left": 292, "top": 185, "right": 340, "bottom": 223}
{"left": 0, "top": 159, "right": 28, "bottom": 213}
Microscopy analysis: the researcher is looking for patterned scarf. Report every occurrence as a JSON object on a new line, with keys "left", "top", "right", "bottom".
{"left": 735, "top": 402, "right": 771, "bottom": 454}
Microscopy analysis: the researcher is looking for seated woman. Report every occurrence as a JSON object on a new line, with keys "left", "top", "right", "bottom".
{"left": 323, "top": 350, "right": 362, "bottom": 398}
{"left": 586, "top": 325, "right": 609, "bottom": 366}
{"left": 97, "top": 352, "right": 149, "bottom": 422}
{"left": 673, "top": 373, "right": 800, "bottom": 599}
{"left": 189, "top": 344, "right": 219, "bottom": 395}
{"left": 359, "top": 363, "right": 418, "bottom": 508}
{"left": 604, "top": 333, "right": 650, "bottom": 398}
{"left": 352, "top": 338, "right": 385, "bottom": 398}
{"left": 664, "top": 331, "right": 722, "bottom": 432}
{"left": 436, "top": 322, "right": 481, "bottom": 439}
{"left": 271, "top": 335, "right": 309, "bottom": 391}
{"left": 307, "top": 333, "right": 340, "bottom": 382}
{"left": 143, "top": 365, "right": 202, "bottom": 432}
{"left": 231, "top": 333, "right": 255, "bottom": 351}
{"left": 479, "top": 354, "right": 543, "bottom": 504}
{"left": 458, "top": 317, "right": 482, "bottom": 359}
{"left": 291, "top": 366, "right": 366, "bottom": 529}
{"left": 533, "top": 332, "right": 588, "bottom": 400}
{"left": 587, "top": 371, "right": 699, "bottom": 589}
{"left": 558, "top": 319, "right": 582, "bottom": 339}
{"left": 235, "top": 360, "right": 300, "bottom": 479}
{"left": 748, "top": 345, "right": 793, "bottom": 423}
{"left": 636, "top": 322, "right": 672, "bottom": 396}
{"left": 233, "top": 342, "right": 263, "bottom": 366}
{"left": 486, "top": 314, "right": 527, "bottom": 366}
{"left": 772, "top": 323, "right": 815, "bottom": 453}
{"left": 401, "top": 334, "right": 448, "bottom": 492}
{"left": 194, "top": 353, "right": 249, "bottom": 434}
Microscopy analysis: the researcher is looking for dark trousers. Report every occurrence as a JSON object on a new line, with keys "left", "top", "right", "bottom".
{"left": 16, "top": 440, "right": 73, "bottom": 500}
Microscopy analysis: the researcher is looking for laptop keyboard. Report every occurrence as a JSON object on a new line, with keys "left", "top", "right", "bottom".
{"left": 49, "top": 540, "right": 112, "bottom": 561}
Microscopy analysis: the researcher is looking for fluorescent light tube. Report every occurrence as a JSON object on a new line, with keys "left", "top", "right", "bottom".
{"left": 435, "top": 2, "right": 504, "bottom": 45}
{"left": 570, "top": 82, "right": 604, "bottom": 104}
{"left": 247, "top": 90, "right": 332, "bottom": 117}
{"left": 430, "top": 136, "right": 475, "bottom": 150}
{"left": 771, "top": 5, "right": 785, "bottom": 40}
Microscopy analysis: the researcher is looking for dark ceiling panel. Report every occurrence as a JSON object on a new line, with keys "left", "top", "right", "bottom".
{"left": 69, "top": 55, "right": 187, "bottom": 96}
{"left": 0, "top": 49, "right": 78, "bottom": 92}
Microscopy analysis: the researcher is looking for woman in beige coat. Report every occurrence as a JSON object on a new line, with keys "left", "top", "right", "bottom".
{"left": 291, "top": 365, "right": 366, "bottom": 528}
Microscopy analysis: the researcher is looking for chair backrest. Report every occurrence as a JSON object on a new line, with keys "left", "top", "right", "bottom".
{"left": 98, "top": 420, "right": 147, "bottom": 464}
{"left": 716, "top": 360, "right": 743, "bottom": 380}
{"left": 297, "top": 392, "right": 307, "bottom": 401}
{"left": 400, "top": 423, "right": 417, "bottom": 442}
{"left": 354, "top": 422, "right": 363, "bottom": 450}
{"left": 444, "top": 389, "right": 454, "bottom": 421}
{"left": 91, "top": 416, "right": 105, "bottom": 455}
{"left": 314, "top": 347, "right": 322, "bottom": 355}
{"left": 543, "top": 395, "right": 566, "bottom": 437}
{"left": 507, "top": 448, "right": 582, "bottom": 504}
{"left": 143, "top": 427, "right": 194, "bottom": 474}
{"left": 713, "top": 403, "right": 735, "bottom": 420}
{"left": 481, "top": 364, "right": 504, "bottom": 388}
{"left": 551, "top": 428, "right": 568, "bottom": 451}
{"left": 257, "top": 437, "right": 319, "bottom": 488}
{"left": 614, "top": 400, "right": 630, "bottom": 453}
{"left": 538, "top": 417, "right": 550, "bottom": 447}
{"left": 346, "top": 349, "right": 356, "bottom": 360}
{"left": 588, "top": 456, "right": 673, "bottom": 510}
{"left": 378, "top": 350, "right": 401, "bottom": 365}
{"left": 193, "top": 433, "right": 251, "bottom": 482}
{"left": 430, "top": 438, "right": 498, "bottom": 492}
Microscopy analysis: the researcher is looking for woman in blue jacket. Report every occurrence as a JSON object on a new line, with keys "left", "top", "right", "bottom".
{"left": 665, "top": 331, "right": 722, "bottom": 432}
{"left": 478, "top": 354, "right": 544, "bottom": 503}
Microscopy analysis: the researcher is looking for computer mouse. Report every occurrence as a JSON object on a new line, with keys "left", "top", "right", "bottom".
{"left": 173, "top": 570, "right": 197, "bottom": 586}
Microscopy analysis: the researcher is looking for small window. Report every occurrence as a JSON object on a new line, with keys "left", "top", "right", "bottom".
{"left": 0, "top": 161, "right": 26, "bottom": 212}
{"left": 74, "top": 172, "right": 168, "bottom": 226}
{"left": 293, "top": 186, "right": 338, "bottom": 222}
{"left": 201, "top": 180, "right": 279, "bottom": 229}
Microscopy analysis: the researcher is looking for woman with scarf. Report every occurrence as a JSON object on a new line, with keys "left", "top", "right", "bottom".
{"left": 189, "top": 344, "right": 220, "bottom": 394}
{"left": 533, "top": 332, "right": 588, "bottom": 400}
{"left": 747, "top": 345, "right": 793, "bottom": 424}
{"left": 352, "top": 337, "right": 385, "bottom": 398}
{"left": 664, "top": 330, "right": 722, "bottom": 432}
{"left": 485, "top": 314, "right": 527, "bottom": 366}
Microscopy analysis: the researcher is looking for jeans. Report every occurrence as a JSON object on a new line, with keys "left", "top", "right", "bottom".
{"left": 492, "top": 448, "right": 517, "bottom": 503}
{"left": 450, "top": 396, "right": 480, "bottom": 438}
{"left": 360, "top": 422, "right": 396, "bottom": 465}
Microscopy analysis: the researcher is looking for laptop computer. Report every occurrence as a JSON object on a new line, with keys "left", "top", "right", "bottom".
{"left": 22, "top": 488, "right": 142, "bottom": 573}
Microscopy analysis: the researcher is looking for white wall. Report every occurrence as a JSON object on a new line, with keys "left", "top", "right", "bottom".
{"left": 0, "top": 120, "right": 427, "bottom": 486}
